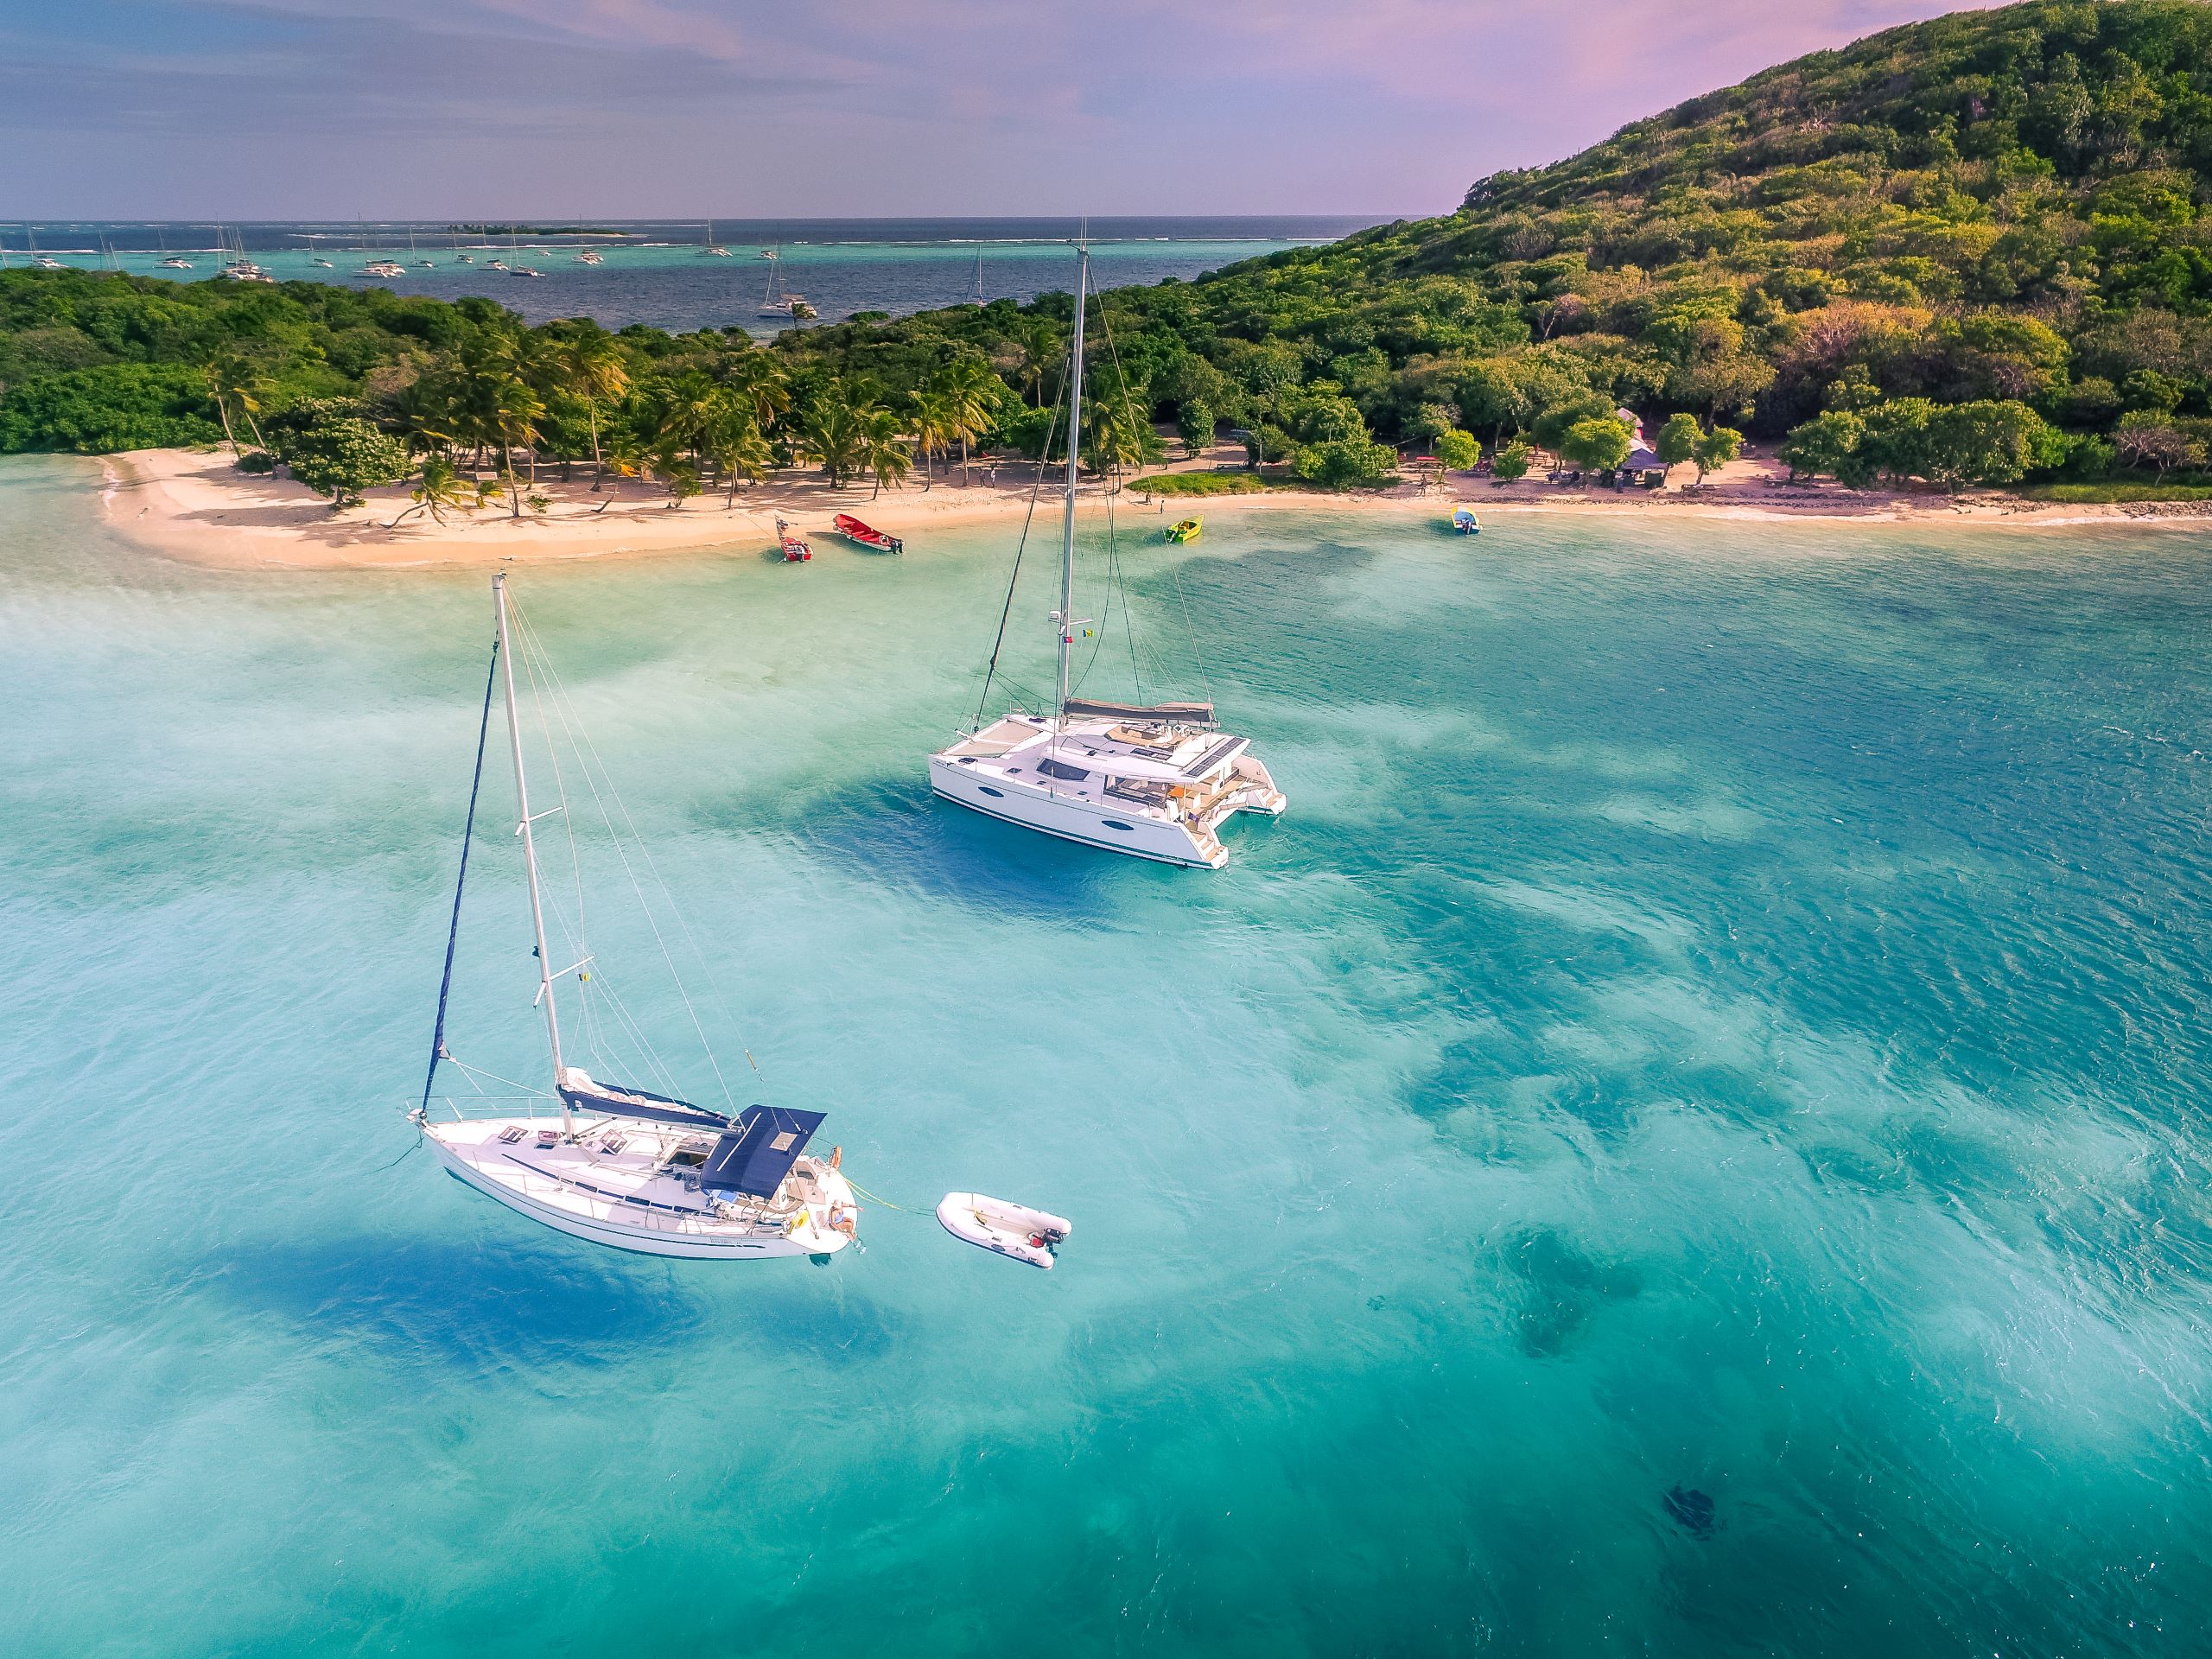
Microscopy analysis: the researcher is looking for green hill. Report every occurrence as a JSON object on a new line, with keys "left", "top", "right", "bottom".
{"left": 9, "top": 0, "right": 2212, "bottom": 495}
{"left": 1062, "top": 0, "right": 2212, "bottom": 485}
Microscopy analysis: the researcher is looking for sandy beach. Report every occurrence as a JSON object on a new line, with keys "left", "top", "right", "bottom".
{"left": 96, "top": 444, "right": 2186, "bottom": 571}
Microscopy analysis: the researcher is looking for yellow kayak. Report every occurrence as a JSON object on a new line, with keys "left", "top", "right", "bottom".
{"left": 1165, "top": 518, "right": 1202, "bottom": 543}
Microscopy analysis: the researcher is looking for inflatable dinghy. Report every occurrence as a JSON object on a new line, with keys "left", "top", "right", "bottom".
{"left": 937, "top": 1192, "right": 1071, "bottom": 1270}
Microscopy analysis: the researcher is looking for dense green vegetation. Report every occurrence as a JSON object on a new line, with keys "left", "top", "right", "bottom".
{"left": 13, "top": 1, "right": 2212, "bottom": 499}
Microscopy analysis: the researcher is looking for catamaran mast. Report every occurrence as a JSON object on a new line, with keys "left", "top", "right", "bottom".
{"left": 493, "top": 573, "right": 573, "bottom": 1135}
{"left": 1055, "top": 247, "right": 1088, "bottom": 727}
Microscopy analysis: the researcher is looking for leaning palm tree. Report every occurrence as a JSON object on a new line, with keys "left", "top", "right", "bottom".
{"left": 201, "top": 362, "right": 240, "bottom": 454}
{"left": 386, "top": 455, "right": 477, "bottom": 528}
{"left": 205, "top": 358, "right": 269, "bottom": 455}
{"left": 860, "top": 406, "right": 912, "bottom": 499}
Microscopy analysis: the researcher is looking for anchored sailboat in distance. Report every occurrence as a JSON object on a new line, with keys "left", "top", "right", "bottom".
{"left": 926, "top": 245, "right": 1286, "bottom": 869}
{"left": 412, "top": 575, "right": 861, "bottom": 1260}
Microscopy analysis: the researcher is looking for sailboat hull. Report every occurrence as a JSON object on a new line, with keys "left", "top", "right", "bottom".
{"left": 424, "top": 1120, "right": 855, "bottom": 1262}
{"left": 929, "top": 753, "right": 1230, "bottom": 868}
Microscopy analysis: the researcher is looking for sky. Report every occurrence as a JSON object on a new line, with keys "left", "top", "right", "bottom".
{"left": 0, "top": 0, "right": 1993, "bottom": 220}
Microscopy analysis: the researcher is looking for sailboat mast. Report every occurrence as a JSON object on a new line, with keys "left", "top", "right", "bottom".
{"left": 1055, "top": 247, "right": 1088, "bottom": 726}
{"left": 493, "top": 574, "right": 573, "bottom": 1135}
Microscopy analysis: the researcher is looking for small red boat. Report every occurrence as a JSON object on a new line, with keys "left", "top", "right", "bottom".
{"left": 833, "top": 512, "right": 903, "bottom": 555}
{"left": 775, "top": 518, "right": 811, "bottom": 562}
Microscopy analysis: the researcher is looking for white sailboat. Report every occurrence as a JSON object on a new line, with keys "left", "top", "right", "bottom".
{"left": 414, "top": 575, "right": 861, "bottom": 1261}
{"left": 926, "top": 247, "right": 1285, "bottom": 869}
{"left": 757, "top": 247, "right": 796, "bottom": 316}
{"left": 703, "top": 219, "right": 731, "bottom": 256}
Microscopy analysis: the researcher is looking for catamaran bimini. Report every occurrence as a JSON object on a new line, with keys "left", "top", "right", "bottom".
{"left": 926, "top": 247, "right": 1285, "bottom": 869}
{"left": 411, "top": 575, "right": 860, "bottom": 1261}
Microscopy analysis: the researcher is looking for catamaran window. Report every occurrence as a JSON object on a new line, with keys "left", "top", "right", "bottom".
{"left": 1102, "top": 821, "right": 1134, "bottom": 831}
{"left": 977, "top": 785, "right": 1004, "bottom": 797}
{"left": 1037, "top": 758, "right": 1089, "bottom": 782}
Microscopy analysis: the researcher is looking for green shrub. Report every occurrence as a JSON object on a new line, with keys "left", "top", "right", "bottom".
{"left": 284, "top": 416, "right": 409, "bottom": 508}
{"left": 1130, "top": 471, "right": 1264, "bottom": 496}
{"left": 1294, "top": 436, "right": 1398, "bottom": 489}
{"left": 0, "top": 363, "right": 222, "bottom": 453}
{"left": 2020, "top": 480, "right": 2212, "bottom": 502}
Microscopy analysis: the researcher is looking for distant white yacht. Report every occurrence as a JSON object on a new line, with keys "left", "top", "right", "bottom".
{"left": 926, "top": 247, "right": 1285, "bottom": 868}
{"left": 573, "top": 248, "right": 603, "bottom": 264}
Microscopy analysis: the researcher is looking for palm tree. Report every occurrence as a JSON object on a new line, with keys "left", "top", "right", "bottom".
{"left": 1080, "top": 397, "right": 1152, "bottom": 486}
{"left": 860, "top": 406, "right": 911, "bottom": 499}
{"left": 201, "top": 363, "right": 239, "bottom": 454}
{"left": 906, "top": 390, "right": 953, "bottom": 488}
{"left": 798, "top": 389, "right": 869, "bottom": 489}
{"left": 932, "top": 358, "right": 999, "bottom": 486}
{"left": 647, "top": 371, "right": 721, "bottom": 473}
{"left": 718, "top": 348, "right": 791, "bottom": 434}
{"left": 490, "top": 379, "right": 545, "bottom": 518}
{"left": 205, "top": 358, "right": 268, "bottom": 455}
{"left": 487, "top": 327, "right": 567, "bottom": 491}
{"left": 558, "top": 328, "right": 631, "bottom": 490}
{"left": 595, "top": 434, "right": 645, "bottom": 512}
{"left": 386, "top": 455, "right": 477, "bottom": 528}
{"left": 702, "top": 396, "right": 774, "bottom": 508}
{"left": 1007, "top": 318, "right": 1061, "bottom": 407}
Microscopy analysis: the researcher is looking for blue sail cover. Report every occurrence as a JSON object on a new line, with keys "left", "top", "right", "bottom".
{"left": 558, "top": 1078, "right": 732, "bottom": 1131}
{"left": 700, "top": 1106, "right": 828, "bottom": 1198}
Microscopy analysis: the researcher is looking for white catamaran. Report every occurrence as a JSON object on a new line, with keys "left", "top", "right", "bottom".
{"left": 412, "top": 574, "right": 860, "bottom": 1261}
{"left": 926, "top": 248, "right": 1285, "bottom": 869}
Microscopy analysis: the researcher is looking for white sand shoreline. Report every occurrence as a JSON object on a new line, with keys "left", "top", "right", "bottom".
{"left": 90, "top": 447, "right": 2199, "bottom": 572}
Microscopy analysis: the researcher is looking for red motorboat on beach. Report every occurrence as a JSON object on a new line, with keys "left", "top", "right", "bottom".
{"left": 833, "top": 513, "right": 904, "bottom": 555}
{"left": 775, "top": 518, "right": 811, "bottom": 562}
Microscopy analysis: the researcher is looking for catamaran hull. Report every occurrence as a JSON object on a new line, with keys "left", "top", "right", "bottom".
{"left": 426, "top": 1135, "right": 845, "bottom": 1262}
{"left": 929, "top": 757, "right": 1228, "bottom": 868}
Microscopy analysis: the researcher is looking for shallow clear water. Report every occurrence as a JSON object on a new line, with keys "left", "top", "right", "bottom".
{"left": 7, "top": 460, "right": 2212, "bottom": 1656}
{"left": 4, "top": 217, "right": 1369, "bottom": 331}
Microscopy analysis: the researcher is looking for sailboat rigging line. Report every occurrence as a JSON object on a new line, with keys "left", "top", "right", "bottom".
{"left": 503, "top": 590, "right": 741, "bottom": 1112}
{"left": 1095, "top": 297, "right": 1212, "bottom": 704}
{"left": 444, "top": 1055, "right": 553, "bottom": 1098}
{"left": 506, "top": 600, "right": 737, "bottom": 1107}
{"left": 970, "top": 347, "right": 1072, "bottom": 731}
{"left": 506, "top": 603, "right": 684, "bottom": 1102}
{"left": 420, "top": 635, "right": 502, "bottom": 1119}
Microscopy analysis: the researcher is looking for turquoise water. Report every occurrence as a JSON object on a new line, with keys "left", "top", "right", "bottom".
{"left": 7, "top": 458, "right": 2212, "bottom": 1655}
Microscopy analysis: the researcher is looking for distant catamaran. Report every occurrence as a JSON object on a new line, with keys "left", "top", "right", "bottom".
{"left": 415, "top": 575, "right": 861, "bottom": 1260}
{"left": 926, "top": 245, "right": 1286, "bottom": 868}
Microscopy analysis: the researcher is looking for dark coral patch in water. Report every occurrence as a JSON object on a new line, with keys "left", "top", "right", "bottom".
{"left": 1664, "top": 1484, "right": 1717, "bottom": 1538}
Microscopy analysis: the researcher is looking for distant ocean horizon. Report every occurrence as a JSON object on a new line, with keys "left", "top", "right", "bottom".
{"left": 0, "top": 216, "right": 1385, "bottom": 332}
